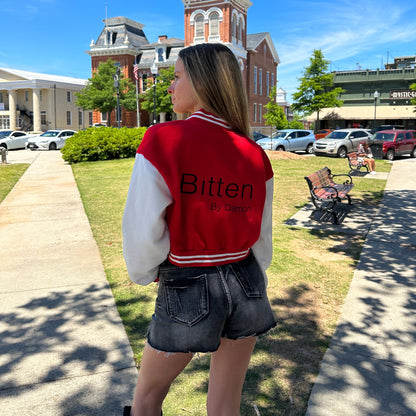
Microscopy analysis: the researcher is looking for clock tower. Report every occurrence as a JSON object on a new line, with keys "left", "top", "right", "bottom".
{"left": 182, "top": 0, "right": 252, "bottom": 75}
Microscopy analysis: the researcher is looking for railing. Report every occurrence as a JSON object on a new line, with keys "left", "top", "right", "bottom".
{"left": 334, "top": 68, "right": 416, "bottom": 82}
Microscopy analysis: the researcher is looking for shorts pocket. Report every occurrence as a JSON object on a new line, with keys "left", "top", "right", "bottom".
{"left": 163, "top": 274, "right": 209, "bottom": 326}
{"left": 230, "top": 255, "right": 265, "bottom": 298}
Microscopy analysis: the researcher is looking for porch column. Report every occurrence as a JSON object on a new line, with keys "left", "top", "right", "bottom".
{"left": 48, "top": 85, "right": 57, "bottom": 129}
{"left": 32, "top": 88, "right": 41, "bottom": 132}
{"left": 8, "top": 89, "right": 17, "bottom": 130}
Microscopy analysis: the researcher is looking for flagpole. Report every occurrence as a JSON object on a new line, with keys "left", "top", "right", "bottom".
{"left": 134, "top": 63, "right": 140, "bottom": 127}
{"left": 135, "top": 77, "right": 140, "bottom": 127}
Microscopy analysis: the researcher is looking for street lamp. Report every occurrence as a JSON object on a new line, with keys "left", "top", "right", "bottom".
{"left": 151, "top": 62, "right": 158, "bottom": 125}
{"left": 113, "top": 66, "right": 121, "bottom": 128}
{"left": 373, "top": 90, "right": 379, "bottom": 130}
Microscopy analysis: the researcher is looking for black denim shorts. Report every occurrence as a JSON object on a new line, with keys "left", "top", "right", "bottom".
{"left": 147, "top": 252, "right": 276, "bottom": 353}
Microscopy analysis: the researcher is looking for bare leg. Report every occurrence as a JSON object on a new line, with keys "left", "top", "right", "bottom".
{"left": 207, "top": 337, "right": 257, "bottom": 416}
{"left": 365, "top": 158, "right": 374, "bottom": 172}
{"left": 131, "top": 343, "right": 193, "bottom": 416}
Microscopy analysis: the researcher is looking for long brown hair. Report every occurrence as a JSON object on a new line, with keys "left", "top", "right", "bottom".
{"left": 178, "top": 43, "right": 250, "bottom": 137}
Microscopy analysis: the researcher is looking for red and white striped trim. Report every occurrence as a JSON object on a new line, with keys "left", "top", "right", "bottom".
{"left": 188, "top": 110, "right": 231, "bottom": 130}
{"left": 168, "top": 249, "right": 250, "bottom": 266}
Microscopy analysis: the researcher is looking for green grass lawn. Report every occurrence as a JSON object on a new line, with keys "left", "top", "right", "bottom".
{"left": 70, "top": 154, "right": 389, "bottom": 416}
{"left": 0, "top": 163, "right": 30, "bottom": 202}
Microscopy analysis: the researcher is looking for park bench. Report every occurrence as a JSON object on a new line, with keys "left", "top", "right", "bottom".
{"left": 304, "top": 167, "right": 354, "bottom": 224}
{"left": 347, "top": 152, "right": 369, "bottom": 174}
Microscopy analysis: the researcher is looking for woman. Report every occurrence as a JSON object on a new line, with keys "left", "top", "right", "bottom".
{"left": 357, "top": 142, "right": 376, "bottom": 174}
{"left": 122, "top": 43, "right": 276, "bottom": 416}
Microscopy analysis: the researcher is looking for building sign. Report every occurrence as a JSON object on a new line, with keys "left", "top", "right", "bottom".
{"left": 389, "top": 89, "right": 416, "bottom": 100}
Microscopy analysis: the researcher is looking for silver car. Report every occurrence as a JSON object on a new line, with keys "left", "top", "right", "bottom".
{"left": 313, "top": 128, "right": 372, "bottom": 158}
{"left": 257, "top": 129, "right": 316, "bottom": 154}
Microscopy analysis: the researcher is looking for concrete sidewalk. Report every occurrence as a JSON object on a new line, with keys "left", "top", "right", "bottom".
{"left": 2, "top": 150, "right": 416, "bottom": 415}
{"left": 306, "top": 157, "right": 416, "bottom": 416}
{"left": 0, "top": 151, "right": 137, "bottom": 416}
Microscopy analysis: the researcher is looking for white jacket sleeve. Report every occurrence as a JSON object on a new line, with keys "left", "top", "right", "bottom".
{"left": 252, "top": 177, "right": 274, "bottom": 284}
{"left": 122, "top": 154, "right": 173, "bottom": 285}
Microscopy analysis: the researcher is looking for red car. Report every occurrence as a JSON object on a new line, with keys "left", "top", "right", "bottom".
{"left": 370, "top": 130, "right": 416, "bottom": 160}
{"left": 314, "top": 129, "right": 333, "bottom": 140}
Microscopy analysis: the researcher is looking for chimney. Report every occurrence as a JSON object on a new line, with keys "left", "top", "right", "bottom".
{"left": 158, "top": 35, "right": 168, "bottom": 42}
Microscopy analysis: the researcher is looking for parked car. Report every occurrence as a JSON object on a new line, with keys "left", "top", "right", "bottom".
{"left": 313, "top": 128, "right": 372, "bottom": 158}
{"left": 371, "top": 124, "right": 404, "bottom": 134}
{"left": 256, "top": 129, "right": 316, "bottom": 154}
{"left": 0, "top": 130, "right": 29, "bottom": 150}
{"left": 26, "top": 129, "right": 76, "bottom": 150}
{"left": 252, "top": 131, "right": 268, "bottom": 142}
{"left": 370, "top": 130, "right": 416, "bottom": 161}
{"left": 315, "top": 128, "right": 333, "bottom": 140}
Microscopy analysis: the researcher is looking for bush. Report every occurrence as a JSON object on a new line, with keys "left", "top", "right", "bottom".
{"left": 61, "top": 127, "right": 147, "bottom": 163}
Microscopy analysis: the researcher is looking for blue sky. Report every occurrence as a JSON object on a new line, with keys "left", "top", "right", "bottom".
{"left": 1, "top": 0, "right": 416, "bottom": 101}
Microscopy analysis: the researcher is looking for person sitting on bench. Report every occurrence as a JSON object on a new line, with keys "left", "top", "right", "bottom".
{"left": 357, "top": 142, "right": 376, "bottom": 174}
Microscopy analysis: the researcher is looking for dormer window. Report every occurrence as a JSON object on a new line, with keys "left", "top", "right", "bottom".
{"left": 157, "top": 48, "right": 164, "bottom": 62}
{"left": 106, "top": 31, "right": 117, "bottom": 45}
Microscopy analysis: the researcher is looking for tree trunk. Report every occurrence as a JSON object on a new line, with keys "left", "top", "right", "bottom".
{"left": 315, "top": 111, "right": 320, "bottom": 132}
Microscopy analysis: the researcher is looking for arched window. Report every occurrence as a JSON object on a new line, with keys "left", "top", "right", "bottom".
{"left": 209, "top": 11, "right": 219, "bottom": 37}
{"left": 238, "top": 17, "right": 244, "bottom": 41}
{"left": 232, "top": 14, "right": 237, "bottom": 39}
{"left": 195, "top": 14, "right": 204, "bottom": 38}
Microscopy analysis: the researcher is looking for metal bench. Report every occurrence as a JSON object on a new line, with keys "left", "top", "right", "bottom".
{"left": 347, "top": 152, "right": 369, "bottom": 174}
{"left": 304, "top": 167, "right": 354, "bottom": 224}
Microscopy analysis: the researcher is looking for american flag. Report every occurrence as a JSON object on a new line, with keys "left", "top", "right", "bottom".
{"left": 133, "top": 64, "right": 139, "bottom": 81}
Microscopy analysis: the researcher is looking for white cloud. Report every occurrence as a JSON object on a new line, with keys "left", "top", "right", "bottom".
{"left": 274, "top": 0, "right": 416, "bottom": 98}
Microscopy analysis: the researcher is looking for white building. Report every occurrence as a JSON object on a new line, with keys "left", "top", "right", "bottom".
{"left": 0, "top": 68, "right": 91, "bottom": 132}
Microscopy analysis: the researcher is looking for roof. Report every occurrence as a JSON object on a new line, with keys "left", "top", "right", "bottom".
{"left": 247, "top": 32, "right": 280, "bottom": 64}
{"left": 89, "top": 16, "right": 149, "bottom": 54}
{"left": 0, "top": 67, "right": 87, "bottom": 90}
{"left": 0, "top": 68, "right": 87, "bottom": 86}
{"left": 144, "top": 37, "right": 184, "bottom": 48}
{"left": 136, "top": 46, "right": 183, "bottom": 69}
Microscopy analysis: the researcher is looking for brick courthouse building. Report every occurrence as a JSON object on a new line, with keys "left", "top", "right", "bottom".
{"left": 87, "top": 0, "right": 280, "bottom": 130}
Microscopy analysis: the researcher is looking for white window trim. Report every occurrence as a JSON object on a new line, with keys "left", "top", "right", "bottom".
{"left": 259, "top": 68, "right": 263, "bottom": 96}
{"left": 190, "top": 7, "right": 223, "bottom": 43}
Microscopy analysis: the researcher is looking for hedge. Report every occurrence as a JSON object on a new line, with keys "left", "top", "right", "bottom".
{"left": 61, "top": 126, "right": 147, "bottom": 163}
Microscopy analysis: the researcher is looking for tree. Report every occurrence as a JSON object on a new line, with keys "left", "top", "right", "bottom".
{"left": 411, "top": 83, "right": 416, "bottom": 109}
{"left": 140, "top": 66, "right": 175, "bottom": 118}
{"left": 75, "top": 59, "right": 137, "bottom": 126}
{"left": 288, "top": 113, "right": 305, "bottom": 129}
{"left": 263, "top": 85, "right": 288, "bottom": 130}
{"left": 291, "top": 49, "right": 344, "bottom": 131}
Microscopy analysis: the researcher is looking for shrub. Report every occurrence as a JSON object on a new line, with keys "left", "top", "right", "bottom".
{"left": 61, "top": 127, "right": 147, "bottom": 163}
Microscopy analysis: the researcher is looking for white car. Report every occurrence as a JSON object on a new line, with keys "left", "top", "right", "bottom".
{"left": 313, "top": 128, "right": 372, "bottom": 158}
{"left": 0, "top": 130, "right": 29, "bottom": 150}
{"left": 27, "top": 129, "right": 76, "bottom": 151}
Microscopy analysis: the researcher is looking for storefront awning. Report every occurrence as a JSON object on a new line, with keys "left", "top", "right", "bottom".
{"left": 307, "top": 105, "right": 416, "bottom": 122}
